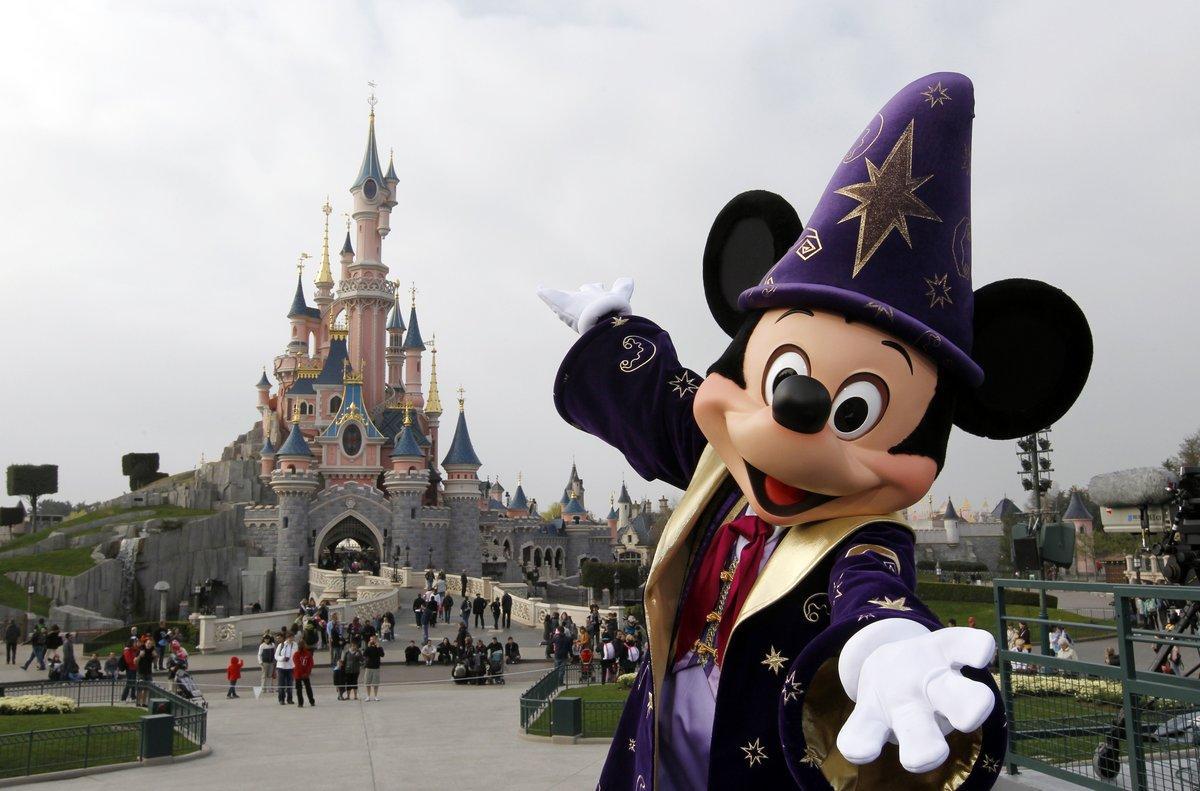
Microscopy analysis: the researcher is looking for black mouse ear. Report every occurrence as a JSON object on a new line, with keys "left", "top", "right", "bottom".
{"left": 954, "top": 279, "right": 1092, "bottom": 440}
{"left": 703, "top": 190, "right": 802, "bottom": 336}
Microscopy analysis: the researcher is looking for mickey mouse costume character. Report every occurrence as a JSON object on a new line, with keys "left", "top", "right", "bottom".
{"left": 539, "top": 72, "right": 1091, "bottom": 790}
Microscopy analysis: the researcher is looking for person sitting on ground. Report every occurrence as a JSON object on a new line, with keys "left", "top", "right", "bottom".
{"left": 404, "top": 640, "right": 420, "bottom": 665}
{"left": 1104, "top": 646, "right": 1120, "bottom": 667}
{"left": 504, "top": 636, "right": 521, "bottom": 665}
{"left": 1056, "top": 639, "right": 1078, "bottom": 661}
{"left": 83, "top": 653, "right": 104, "bottom": 680}
{"left": 103, "top": 652, "right": 119, "bottom": 678}
{"left": 420, "top": 639, "right": 436, "bottom": 666}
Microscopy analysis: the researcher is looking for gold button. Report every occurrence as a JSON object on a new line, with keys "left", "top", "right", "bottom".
{"left": 705, "top": 612, "right": 722, "bottom": 623}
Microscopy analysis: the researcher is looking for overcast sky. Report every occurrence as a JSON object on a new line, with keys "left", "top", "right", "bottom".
{"left": 1, "top": 2, "right": 1196, "bottom": 515}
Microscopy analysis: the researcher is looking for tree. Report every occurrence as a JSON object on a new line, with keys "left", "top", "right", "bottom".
{"left": 121, "top": 453, "right": 168, "bottom": 491}
{"left": 1164, "top": 426, "right": 1200, "bottom": 471}
{"left": 580, "top": 561, "right": 640, "bottom": 595}
{"left": 6, "top": 464, "right": 58, "bottom": 529}
{"left": 540, "top": 501, "right": 563, "bottom": 521}
{"left": 0, "top": 501, "right": 26, "bottom": 527}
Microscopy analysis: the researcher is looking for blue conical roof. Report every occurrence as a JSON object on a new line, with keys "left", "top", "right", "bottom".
{"left": 563, "top": 496, "right": 587, "bottom": 516}
{"left": 617, "top": 482, "right": 632, "bottom": 504}
{"left": 341, "top": 231, "right": 354, "bottom": 256}
{"left": 991, "top": 498, "right": 1022, "bottom": 520}
{"left": 261, "top": 435, "right": 276, "bottom": 455}
{"left": 442, "top": 409, "right": 481, "bottom": 467}
{"left": 1063, "top": 491, "right": 1092, "bottom": 522}
{"left": 510, "top": 485, "right": 529, "bottom": 511}
{"left": 391, "top": 424, "right": 424, "bottom": 458}
{"left": 387, "top": 299, "right": 406, "bottom": 333}
{"left": 403, "top": 306, "right": 425, "bottom": 350}
{"left": 277, "top": 422, "right": 312, "bottom": 457}
{"left": 385, "top": 154, "right": 398, "bottom": 182}
{"left": 257, "top": 370, "right": 271, "bottom": 389}
{"left": 288, "top": 274, "right": 310, "bottom": 318}
{"left": 314, "top": 338, "right": 348, "bottom": 385}
{"left": 942, "top": 498, "right": 960, "bottom": 521}
{"left": 607, "top": 507, "right": 618, "bottom": 520}
{"left": 353, "top": 115, "right": 385, "bottom": 190}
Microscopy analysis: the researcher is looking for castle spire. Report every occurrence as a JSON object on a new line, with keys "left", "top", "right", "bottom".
{"left": 353, "top": 85, "right": 384, "bottom": 190}
{"left": 315, "top": 197, "right": 334, "bottom": 288}
{"left": 442, "top": 387, "right": 482, "bottom": 468}
{"left": 425, "top": 335, "right": 443, "bottom": 416}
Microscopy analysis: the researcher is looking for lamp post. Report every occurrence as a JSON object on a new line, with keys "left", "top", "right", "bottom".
{"left": 427, "top": 545, "right": 433, "bottom": 570}
{"left": 613, "top": 569, "right": 621, "bottom": 604}
{"left": 25, "top": 585, "right": 34, "bottom": 639}
{"left": 1132, "top": 553, "right": 1143, "bottom": 585}
{"left": 341, "top": 559, "right": 350, "bottom": 600}
{"left": 391, "top": 547, "right": 401, "bottom": 583}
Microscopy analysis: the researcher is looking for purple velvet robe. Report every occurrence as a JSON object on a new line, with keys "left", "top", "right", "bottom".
{"left": 554, "top": 315, "right": 1006, "bottom": 790}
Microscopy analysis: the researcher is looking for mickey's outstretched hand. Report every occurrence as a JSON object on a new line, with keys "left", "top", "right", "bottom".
{"left": 836, "top": 621, "right": 996, "bottom": 773}
{"left": 536, "top": 278, "right": 635, "bottom": 333}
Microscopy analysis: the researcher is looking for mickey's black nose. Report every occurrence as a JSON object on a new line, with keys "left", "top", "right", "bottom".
{"left": 771, "top": 375, "right": 832, "bottom": 434}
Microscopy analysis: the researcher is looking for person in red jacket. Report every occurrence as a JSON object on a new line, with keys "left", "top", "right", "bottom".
{"left": 226, "top": 655, "right": 244, "bottom": 699}
{"left": 293, "top": 642, "right": 315, "bottom": 707}
{"left": 120, "top": 640, "right": 139, "bottom": 702}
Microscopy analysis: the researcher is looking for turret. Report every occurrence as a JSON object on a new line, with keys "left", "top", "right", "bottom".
{"left": 507, "top": 475, "right": 530, "bottom": 518}
{"left": 607, "top": 494, "right": 619, "bottom": 542}
{"left": 440, "top": 388, "right": 483, "bottom": 574}
{"left": 259, "top": 435, "right": 276, "bottom": 479}
{"left": 563, "top": 491, "right": 587, "bottom": 524}
{"left": 402, "top": 288, "right": 425, "bottom": 408}
{"left": 339, "top": 229, "right": 354, "bottom": 281}
{"left": 287, "top": 268, "right": 314, "bottom": 355}
{"left": 942, "top": 497, "right": 960, "bottom": 544}
{"left": 314, "top": 199, "right": 335, "bottom": 312}
{"left": 256, "top": 369, "right": 271, "bottom": 407}
{"left": 276, "top": 405, "right": 314, "bottom": 473}
{"left": 385, "top": 281, "right": 406, "bottom": 390}
{"left": 269, "top": 404, "right": 320, "bottom": 608}
{"left": 389, "top": 405, "right": 425, "bottom": 474}
{"left": 617, "top": 481, "right": 632, "bottom": 527}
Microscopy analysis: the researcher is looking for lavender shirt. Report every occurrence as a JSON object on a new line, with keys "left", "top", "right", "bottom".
{"left": 659, "top": 512, "right": 786, "bottom": 791}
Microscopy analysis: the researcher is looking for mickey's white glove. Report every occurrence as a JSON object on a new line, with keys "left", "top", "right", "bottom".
{"left": 835, "top": 620, "right": 995, "bottom": 773}
{"left": 536, "top": 278, "right": 635, "bottom": 334}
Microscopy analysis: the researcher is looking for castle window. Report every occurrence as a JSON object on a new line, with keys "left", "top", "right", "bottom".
{"left": 342, "top": 424, "right": 362, "bottom": 456}
{"left": 330, "top": 395, "right": 343, "bottom": 413}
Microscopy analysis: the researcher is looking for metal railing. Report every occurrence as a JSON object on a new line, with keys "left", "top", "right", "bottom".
{"left": 518, "top": 662, "right": 630, "bottom": 736}
{"left": 995, "top": 578, "right": 1200, "bottom": 791}
{"left": 0, "top": 677, "right": 207, "bottom": 779}
{"left": 519, "top": 665, "right": 566, "bottom": 731}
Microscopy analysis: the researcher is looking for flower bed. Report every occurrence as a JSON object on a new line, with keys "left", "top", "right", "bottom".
{"left": 0, "top": 695, "right": 77, "bottom": 715}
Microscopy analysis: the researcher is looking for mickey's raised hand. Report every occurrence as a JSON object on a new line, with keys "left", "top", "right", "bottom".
{"left": 536, "top": 278, "right": 635, "bottom": 334}
{"left": 836, "top": 621, "right": 995, "bottom": 773}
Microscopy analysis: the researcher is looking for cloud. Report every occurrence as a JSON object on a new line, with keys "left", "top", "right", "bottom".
{"left": 0, "top": 1, "right": 1196, "bottom": 513}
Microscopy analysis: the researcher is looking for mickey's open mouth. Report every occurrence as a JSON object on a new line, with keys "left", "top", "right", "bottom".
{"left": 745, "top": 462, "right": 835, "bottom": 517}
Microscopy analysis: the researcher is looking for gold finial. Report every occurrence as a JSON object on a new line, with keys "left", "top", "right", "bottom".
{"left": 457, "top": 385, "right": 465, "bottom": 410}
{"left": 316, "top": 198, "right": 334, "bottom": 286}
{"left": 291, "top": 402, "right": 300, "bottom": 423}
{"left": 402, "top": 398, "right": 412, "bottom": 426}
{"left": 425, "top": 335, "right": 443, "bottom": 415}
{"left": 296, "top": 252, "right": 311, "bottom": 275}
{"left": 409, "top": 282, "right": 417, "bottom": 308}
{"left": 367, "top": 80, "right": 378, "bottom": 116}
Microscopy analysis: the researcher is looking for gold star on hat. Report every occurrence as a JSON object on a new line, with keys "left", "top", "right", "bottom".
{"left": 868, "top": 596, "right": 913, "bottom": 611}
{"left": 922, "top": 82, "right": 952, "bottom": 107}
{"left": 741, "top": 738, "right": 768, "bottom": 767}
{"left": 761, "top": 646, "right": 788, "bottom": 675}
{"left": 924, "top": 272, "right": 953, "bottom": 308}
{"left": 835, "top": 119, "right": 942, "bottom": 277}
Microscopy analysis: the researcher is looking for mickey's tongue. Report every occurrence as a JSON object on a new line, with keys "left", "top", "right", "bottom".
{"left": 763, "top": 475, "right": 807, "bottom": 507}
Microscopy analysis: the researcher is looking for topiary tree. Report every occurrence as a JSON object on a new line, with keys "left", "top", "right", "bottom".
{"left": 0, "top": 501, "right": 26, "bottom": 527}
{"left": 6, "top": 464, "right": 58, "bottom": 530}
{"left": 121, "top": 453, "right": 168, "bottom": 491}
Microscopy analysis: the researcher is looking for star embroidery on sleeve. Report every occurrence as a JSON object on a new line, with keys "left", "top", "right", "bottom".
{"left": 833, "top": 577, "right": 845, "bottom": 600}
{"left": 865, "top": 301, "right": 894, "bottom": 320}
{"left": 668, "top": 371, "right": 699, "bottom": 398}
{"left": 628, "top": 738, "right": 637, "bottom": 752}
{"left": 857, "top": 613, "right": 876, "bottom": 622}
{"left": 761, "top": 646, "right": 788, "bottom": 675}
{"left": 610, "top": 316, "right": 630, "bottom": 327}
{"left": 981, "top": 754, "right": 1001, "bottom": 773}
{"left": 741, "top": 738, "right": 768, "bottom": 767}
{"left": 782, "top": 670, "right": 805, "bottom": 703}
{"left": 800, "top": 746, "right": 824, "bottom": 767}
{"left": 868, "top": 596, "right": 912, "bottom": 612}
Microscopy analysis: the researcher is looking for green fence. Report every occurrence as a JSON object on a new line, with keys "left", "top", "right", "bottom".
{"left": 0, "top": 678, "right": 206, "bottom": 780}
{"left": 995, "top": 578, "right": 1200, "bottom": 790}
{"left": 519, "top": 664, "right": 628, "bottom": 737}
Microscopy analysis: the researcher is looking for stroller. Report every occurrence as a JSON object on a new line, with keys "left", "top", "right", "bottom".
{"left": 452, "top": 661, "right": 470, "bottom": 686}
{"left": 486, "top": 649, "right": 505, "bottom": 685}
{"left": 167, "top": 656, "right": 208, "bottom": 709}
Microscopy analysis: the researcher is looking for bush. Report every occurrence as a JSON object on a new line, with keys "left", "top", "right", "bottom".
{"left": 615, "top": 673, "right": 637, "bottom": 690}
{"left": 917, "top": 560, "right": 988, "bottom": 573}
{"left": 998, "top": 673, "right": 1124, "bottom": 706}
{"left": 0, "top": 695, "right": 77, "bottom": 715}
{"left": 580, "top": 562, "right": 642, "bottom": 595}
{"left": 917, "top": 581, "right": 1057, "bottom": 609}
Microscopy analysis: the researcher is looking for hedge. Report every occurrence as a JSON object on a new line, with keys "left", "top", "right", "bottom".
{"left": 917, "top": 581, "right": 1057, "bottom": 609}
{"left": 6, "top": 465, "right": 58, "bottom": 504}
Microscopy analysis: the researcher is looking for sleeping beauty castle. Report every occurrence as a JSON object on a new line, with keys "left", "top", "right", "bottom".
{"left": 238, "top": 96, "right": 640, "bottom": 608}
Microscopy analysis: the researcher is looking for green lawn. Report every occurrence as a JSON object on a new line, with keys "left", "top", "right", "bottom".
{"left": 0, "top": 706, "right": 144, "bottom": 735}
{"left": 0, "top": 505, "right": 214, "bottom": 554}
{"left": 0, "top": 547, "right": 100, "bottom": 615}
{"left": 527, "top": 682, "right": 630, "bottom": 737}
{"left": 925, "top": 599, "right": 1112, "bottom": 643}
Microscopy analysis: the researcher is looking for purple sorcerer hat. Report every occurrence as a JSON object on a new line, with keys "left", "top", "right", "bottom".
{"left": 739, "top": 72, "right": 982, "bottom": 386}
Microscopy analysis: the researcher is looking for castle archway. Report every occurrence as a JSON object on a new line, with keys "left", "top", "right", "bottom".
{"left": 315, "top": 512, "right": 385, "bottom": 574}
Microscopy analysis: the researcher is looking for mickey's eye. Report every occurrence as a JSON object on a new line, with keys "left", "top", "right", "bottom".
{"left": 829, "top": 375, "right": 889, "bottom": 440}
{"left": 762, "top": 347, "right": 810, "bottom": 406}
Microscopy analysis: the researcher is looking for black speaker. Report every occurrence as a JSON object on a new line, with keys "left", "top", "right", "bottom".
{"left": 1012, "top": 536, "right": 1041, "bottom": 573}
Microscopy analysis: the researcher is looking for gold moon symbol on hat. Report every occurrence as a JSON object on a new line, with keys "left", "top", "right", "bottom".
{"left": 843, "top": 113, "right": 884, "bottom": 164}
{"left": 952, "top": 216, "right": 972, "bottom": 279}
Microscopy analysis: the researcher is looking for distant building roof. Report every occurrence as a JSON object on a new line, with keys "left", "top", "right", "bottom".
{"left": 991, "top": 498, "right": 1023, "bottom": 520}
{"left": 607, "top": 507, "right": 618, "bottom": 521}
{"left": 288, "top": 274, "right": 311, "bottom": 319}
{"left": 314, "top": 338, "right": 349, "bottom": 385}
{"left": 563, "top": 496, "right": 587, "bottom": 516}
{"left": 391, "top": 424, "right": 424, "bottom": 458}
{"left": 387, "top": 301, "right": 406, "bottom": 332}
{"left": 942, "top": 498, "right": 961, "bottom": 521}
{"left": 1063, "top": 491, "right": 1092, "bottom": 522}
{"left": 509, "top": 485, "right": 529, "bottom": 512}
{"left": 442, "top": 409, "right": 482, "bottom": 467}
{"left": 320, "top": 381, "right": 384, "bottom": 440}
{"left": 277, "top": 423, "right": 312, "bottom": 457}
{"left": 261, "top": 436, "right": 276, "bottom": 456}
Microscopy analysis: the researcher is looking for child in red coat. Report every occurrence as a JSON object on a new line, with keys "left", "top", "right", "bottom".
{"left": 226, "top": 655, "right": 243, "bottom": 699}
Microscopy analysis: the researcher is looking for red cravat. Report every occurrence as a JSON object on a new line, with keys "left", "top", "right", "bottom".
{"left": 673, "top": 514, "right": 773, "bottom": 666}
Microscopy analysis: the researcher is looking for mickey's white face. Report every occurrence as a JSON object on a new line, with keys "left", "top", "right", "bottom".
{"left": 694, "top": 308, "right": 940, "bottom": 526}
